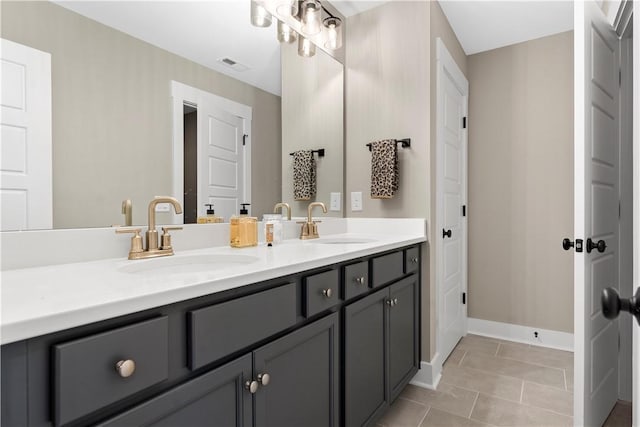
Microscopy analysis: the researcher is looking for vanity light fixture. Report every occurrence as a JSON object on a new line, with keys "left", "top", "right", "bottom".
{"left": 300, "top": 0, "right": 322, "bottom": 35}
{"left": 323, "top": 16, "right": 342, "bottom": 50}
{"left": 251, "top": 0, "right": 343, "bottom": 57}
{"left": 277, "top": 20, "right": 297, "bottom": 43}
{"left": 298, "top": 35, "right": 316, "bottom": 57}
{"left": 251, "top": 0, "right": 272, "bottom": 27}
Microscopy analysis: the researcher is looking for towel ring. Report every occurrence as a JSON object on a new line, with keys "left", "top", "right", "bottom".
{"left": 366, "top": 139, "right": 411, "bottom": 151}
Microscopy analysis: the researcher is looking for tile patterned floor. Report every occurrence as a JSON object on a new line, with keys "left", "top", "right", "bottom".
{"left": 376, "top": 334, "right": 630, "bottom": 427}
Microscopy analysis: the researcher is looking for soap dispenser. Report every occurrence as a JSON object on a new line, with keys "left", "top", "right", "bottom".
{"left": 197, "top": 204, "right": 223, "bottom": 223}
{"left": 230, "top": 203, "right": 258, "bottom": 247}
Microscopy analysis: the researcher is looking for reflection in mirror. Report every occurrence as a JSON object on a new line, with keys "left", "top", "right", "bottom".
{"left": 0, "top": 0, "right": 344, "bottom": 230}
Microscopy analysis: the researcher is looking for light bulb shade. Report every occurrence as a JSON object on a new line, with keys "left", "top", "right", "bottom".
{"left": 301, "top": 0, "right": 322, "bottom": 35}
{"left": 251, "top": 0, "right": 272, "bottom": 28}
{"left": 277, "top": 20, "right": 297, "bottom": 43}
{"left": 323, "top": 17, "right": 342, "bottom": 50}
{"left": 298, "top": 36, "right": 316, "bottom": 57}
{"left": 276, "top": 0, "right": 298, "bottom": 18}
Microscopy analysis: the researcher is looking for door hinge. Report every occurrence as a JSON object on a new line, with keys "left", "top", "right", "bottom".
{"left": 462, "top": 205, "right": 466, "bottom": 217}
{"left": 462, "top": 292, "right": 466, "bottom": 305}
{"left": 243, "top": 134, "right": 248, "bottom": 146}
{"left": 462, "top": 117, "right": 467, "bottom": 129}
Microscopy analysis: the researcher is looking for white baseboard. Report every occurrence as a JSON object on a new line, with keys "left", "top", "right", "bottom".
{"left": 410, "top": 353, "right": 442, "bottom": 390}
{"left": 467, "top": 317, "right": 574, "bottom": 352}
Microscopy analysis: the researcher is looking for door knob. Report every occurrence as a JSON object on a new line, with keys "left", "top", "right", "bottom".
{"left": 257, "top": 373, "right": 270, "bottom": 386}
{"left": 442, "top": 229, "right": 452, "bottom": 239}
{"left": 586, "top": 238, "right": 606, "bottom": 253}
{"left": 601, "top": 287, "right": 640, "bottom": 325}
{"left": 562, "top": 238, "right": 583, "bottom": 252}
{"left": 245, "top": 380, "right": 259, "bottom": 394}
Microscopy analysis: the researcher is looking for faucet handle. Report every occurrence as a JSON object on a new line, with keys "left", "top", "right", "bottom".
{"left": 160, "top": 226, "right": 183, "bottom": 250}
{"left": 115, "top": 227, "right": 144, "bottom": 255}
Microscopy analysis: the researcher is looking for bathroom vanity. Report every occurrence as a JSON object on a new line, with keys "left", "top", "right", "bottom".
{"left": 1, "top": 219, "right": 425, "bottom": 427}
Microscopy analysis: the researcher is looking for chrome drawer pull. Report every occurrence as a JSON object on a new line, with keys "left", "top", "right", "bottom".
{"left": 411, "top": 257, "right": 418, "bottom": 263}
{"left": 258, "top": 373, "right": 270, "bottom": 386}
{"left": 245, "top": 380, "right": 259, "bottom": 394}
{"left": 354, "top": 276, "right": 365, "bottom": 285}
{"left": 322, "top": 288, "right": 333, "bottom": 298}
{"left": 115, "top": 359, "right": 136, "bottom": 378}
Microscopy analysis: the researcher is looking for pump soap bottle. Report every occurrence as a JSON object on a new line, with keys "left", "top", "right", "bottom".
{"left": 230, "top": 203, "right": 258, "bottom": 247}
{"left": 197, "top": 204, "right": 224, "bottom": 223}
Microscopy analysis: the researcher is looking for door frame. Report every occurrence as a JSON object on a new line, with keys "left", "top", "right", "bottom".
{"left": 171, "top": 81, "right": 252, "bottom": 223}
{"left": 435, "top": 38, "right": 469, "bottom": 368}
{"left": 632, "top": 7, "right": 639, "bottom": 426}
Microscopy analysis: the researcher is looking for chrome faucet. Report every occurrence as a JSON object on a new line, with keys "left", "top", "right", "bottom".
{"left": 299, "top": 202, "right": 327, "bottom": 240}
{"left": 273, "top": 202, "right": 292, "bottom": 220}
{"left": 116, "top": 196, "right": 183, "bottom": 260}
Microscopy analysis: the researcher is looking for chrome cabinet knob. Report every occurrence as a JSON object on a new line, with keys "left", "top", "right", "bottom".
{"left": 411, "top": 257, "right": 418, "bottom": 263}
{"left": 394, "top": 298, "right": 399, "bottom": 305}
{"left": 386, "top": 298, "right": 399, "bottom": 307}
{"left": 322, "top": 288, "right": 333, "bottom": 298}
{"left": 355, "top": 276, "right": 365, "bottom": 285}
{"left": 257, "top": 373, "right": 270, "bottom": 386}
{"left": 245, "top": 380, "right": 259, "bottom": 394}
{"left": 386, "top": 299, "right": 393, "bottom": 306}
{"left": 115, "top": 359, "right": 136, "bottom": 378}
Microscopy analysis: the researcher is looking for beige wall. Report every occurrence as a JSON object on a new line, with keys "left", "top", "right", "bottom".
{"left": 429, "top": 0, "right": 468, "bottom": 360}
{"left": 467, "top": 31, "right": 574, "bottom": 333}
{"left": 281, "top": 41, "right": 344, "bottom": 218}
{"left": 1, "top": 1, "right": 281, "bottom": 228}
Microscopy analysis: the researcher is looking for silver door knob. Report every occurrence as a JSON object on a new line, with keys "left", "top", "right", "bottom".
{"left": 115, "top": 359, "right": 136, "bottom": 378}
{"left": 257, "top": 373, "right": 270, "bottom": 386}
{"left": 322, "top": 288, "right": 333, "bottom": 298}
{"left": 355, "top": 276, "right": 365, "bottom": 284}
{"left": 245, "top": 380, "right": 259, "bottom": 394}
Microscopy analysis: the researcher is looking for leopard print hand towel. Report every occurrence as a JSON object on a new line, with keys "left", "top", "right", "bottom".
{"left": 370, "top": 140, "right": 399, "bottom": 199}
{"left": 293, "top": 150, "right": 317, "bottom": 201}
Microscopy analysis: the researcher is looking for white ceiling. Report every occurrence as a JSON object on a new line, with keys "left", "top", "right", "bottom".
{"left": 53, "top": 1, "right": 575, "bottom": 97}
{"left": 438, "top": 1, "right": 574, "bottom": 55}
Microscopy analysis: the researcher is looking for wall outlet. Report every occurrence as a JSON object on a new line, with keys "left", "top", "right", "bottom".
{"left": 155, "top": 204, "right": 171, "bottom": 212}
{"left": 351, "top": 192, "right": 363, "bottom": 211}
{"left": 330, "top": 192, "right": 341, "bottom": 211}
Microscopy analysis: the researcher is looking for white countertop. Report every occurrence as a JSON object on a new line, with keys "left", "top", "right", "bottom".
{"left": 1, "top": 219, "right": 426, "bottom": 345}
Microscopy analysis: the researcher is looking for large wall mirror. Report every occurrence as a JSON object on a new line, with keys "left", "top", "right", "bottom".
{"left": 0, "top": 0, "right": 344, "bottom": 230}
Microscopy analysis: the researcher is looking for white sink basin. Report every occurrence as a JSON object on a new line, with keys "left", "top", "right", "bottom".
{"left": 118, "top": 254, "right": 260, "bottom": 275}
{"left": 311, "top": 237, "right": 377, "bottom": 245}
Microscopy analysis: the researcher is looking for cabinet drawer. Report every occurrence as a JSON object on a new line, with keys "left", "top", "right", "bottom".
{"left": 53, "top": 316, "right": 169, "bottom": 426}
{"left": 343, "top": 261, "right": 369, "bottom": 300}
{"left": 404, "top": 247, "right": 420, "bottom": 274}
{"left": 188, "top": 283, "right": 297, "bottom": 370}
{"left": 371, "top": 251, "right": 404, "bottom": 288}
{"left": 303, "top": 269, "right": 341, "bottom": 317}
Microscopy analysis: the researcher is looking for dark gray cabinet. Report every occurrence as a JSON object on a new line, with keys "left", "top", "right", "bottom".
{"left": 98, "top": 354, "right": 252, "bottom": 427}
{"left": 1, "top": 244, "right": 420, "bottom": 427}
{"left": 254, "top": 312, "right": 339, "bottom": 427}
{"left": 344, "top": 275, "right": 419, "bottom": 427}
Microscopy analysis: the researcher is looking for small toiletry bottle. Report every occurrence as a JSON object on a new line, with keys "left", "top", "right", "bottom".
{"left": 230, "top": 203, "right": 258, "bottom": 247}
{"left": 262, "top": 214, "right": 283, "bottom": 246}
{"left": 197, "top": 204, "right": 224, "bottom": 223}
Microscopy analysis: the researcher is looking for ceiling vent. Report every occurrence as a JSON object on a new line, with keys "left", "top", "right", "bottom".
{"left": 218, "top": 57, "right": 249, "bottom": 72}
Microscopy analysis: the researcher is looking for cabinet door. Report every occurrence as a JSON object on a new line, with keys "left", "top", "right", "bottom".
{"left": 98, "top": 354, "right": 252, "bottom": 427}
{"left": 254, "top": 312, "right": 339, "bottom": 427}
{"left": 388, "top": 276, "right": 420, "bottom": 402}
{"left": 344, "top": 287, "right": 389, "bottom": 427}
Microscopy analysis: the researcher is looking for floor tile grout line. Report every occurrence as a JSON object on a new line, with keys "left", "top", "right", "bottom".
{"left": 438, "top": 379, "right": 522, "bottom": 405}
{"left": 458, "top": 349, "right": 468, "bottom": 365}
{"left": 473, "top": 351, "right": 572, "bottom": 372}
{"left": 495, "top": 343, "right": 501, "bottom": 357}
{"left": 519, "top": 380, "right": 525, "bottom": 403}
{"left": 468, "top": 391, "right": 480, "bottom": 419}
{"left": 563, "top": 369, "right": 568, "bottom": 391}
{"left": 415, "top": 405, "right": 431, "bottom": 427}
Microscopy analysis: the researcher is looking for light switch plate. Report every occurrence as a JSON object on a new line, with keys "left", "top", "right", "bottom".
{"left": 330, "top": 192, "right": 341, "bottom": 211}
{"left": 351, "top": 192, "right": 363, "bottom": 211}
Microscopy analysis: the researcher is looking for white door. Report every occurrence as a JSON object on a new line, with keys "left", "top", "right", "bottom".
{"left": 171, "top": 81, "right": 252, "bottom": 224}
{"left": 436, "top": 38, "right": 468, "bottom": 363}
{"left": 198, "top": 101, "right": 247, "bottom": 220}
{"left": 574, "top": 2, "right": 620, "bottom": 425}
{"left": 0, "top": 38, "right": 52, "bottom": 231}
